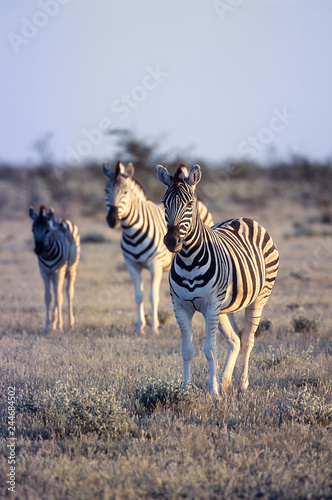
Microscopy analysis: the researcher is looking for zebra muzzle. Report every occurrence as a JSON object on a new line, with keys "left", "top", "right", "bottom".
{"left": 34, "top": 243, "right": 44, "bottom": 255}
{"left": 106, "top": 206, "right": 120, "bottom": 228}
{"left": 164, "top": 225, "right": 183, "bottom": 253}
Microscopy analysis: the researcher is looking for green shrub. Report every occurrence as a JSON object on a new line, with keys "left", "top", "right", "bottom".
{"left": 293, "top": 316, "right": 320, "bottom": 334}
{"left": 136, "top": 378, "right": 198, "bottom": 414}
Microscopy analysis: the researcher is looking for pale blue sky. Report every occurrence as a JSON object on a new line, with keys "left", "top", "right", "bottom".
{"left": 1, "top": 0, "right": 332, "bottom": 166}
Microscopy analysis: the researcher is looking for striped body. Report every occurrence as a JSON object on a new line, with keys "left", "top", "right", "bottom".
{"left": 103, "top": 162, "right": 213, "bottom": 333}
{"left": 29, "top": 205, "right": 80, "bottom": 331}
{"left": 169, "top": 217, "right": 277, "bottom": 314}
{"left": 156, "top": 163, "right": 279, "bottom": 395}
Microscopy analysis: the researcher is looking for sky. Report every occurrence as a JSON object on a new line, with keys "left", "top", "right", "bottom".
{"left": 1, "top": 0, "right": 332, "bottom": 167}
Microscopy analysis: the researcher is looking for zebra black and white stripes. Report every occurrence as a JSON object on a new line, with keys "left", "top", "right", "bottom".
{"left": 103, "top": 161, "right": 214, "bottom": 333}
{"left": 29, "top": 205, "right": 80, "bottom": 331}
{"left": 156, "top": 163, "right": 279, "bottom": 395}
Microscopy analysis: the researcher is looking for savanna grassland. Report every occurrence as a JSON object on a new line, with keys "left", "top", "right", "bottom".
{"left": 0, "top": 160, "right": 331, "bottom": 499}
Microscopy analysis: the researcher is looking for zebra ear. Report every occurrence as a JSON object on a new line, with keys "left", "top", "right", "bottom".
{"left": 115, "top": 162, "right": 126, "bottom": 178}
{"left": 186, "top": 164, "right": 202, "bottom": 187}
{"left": 125, "top": 162, "right": 135, "bottom": 178}
{"left": 155, "top": 164, "right": 172, "bottom": 187}
{"left": 28, "top": 206, "right": 38, "bottom": 220}
{"left": 102, "top": 163, "right": 114, "bottom": 179}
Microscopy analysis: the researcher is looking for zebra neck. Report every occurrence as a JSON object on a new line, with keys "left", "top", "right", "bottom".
{"left": 182, "top": 208, "right": 205, "bottom": 254}
{"left": 121, "top": 194, "right": 146, "bottom": 230}
{"left": 38, "top": 232, "right": 63, "bottom": 267}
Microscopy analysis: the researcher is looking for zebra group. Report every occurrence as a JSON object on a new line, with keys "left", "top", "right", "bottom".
{"left": 29, "top": 161, "right": 279, "bottom": 394}
{"left": 102, "top": 161, "right": 214, "bottom": 333}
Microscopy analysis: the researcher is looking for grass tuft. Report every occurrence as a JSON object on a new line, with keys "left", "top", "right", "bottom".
{"left": 16, "top": 381, "right": 125, "bottom": 437}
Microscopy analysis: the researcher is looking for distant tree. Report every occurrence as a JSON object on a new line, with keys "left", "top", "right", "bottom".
{"left": 106, "top": 129, "right": 193, "bottom": 171}
{"left": 31, "top": 132, "right": 54, "bottom": 167}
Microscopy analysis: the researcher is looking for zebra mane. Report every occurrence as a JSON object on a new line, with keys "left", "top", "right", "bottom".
{"left": 39, "top": 204, "right": 47, "bottom": 216}
{"left": 112, "top": 161, "right": 147, "bottom": 200}
{"left": 173, "top": 163, "right": 187, "bottom": 184}
{"left": 129, "top": 176, "right": 147, "bottom": 200}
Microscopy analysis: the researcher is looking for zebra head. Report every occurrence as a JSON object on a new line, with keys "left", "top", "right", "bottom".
{"left": 102, "top": 161, "right": 135, "bottom": 228}
{"left": 28, "top": 205, "right": 55, "bottom": 255}
{"left": 155, "top": 163, "right": 202, "bottom": 253}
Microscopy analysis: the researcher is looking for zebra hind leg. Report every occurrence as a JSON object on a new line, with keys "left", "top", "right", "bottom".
{"left": 218, "top": 313, "right": 241, "bottom": 393}
{"left": 66, "top": 266, "right": 77, "bottom": 329}
{"left": 238, "top": 303, "right": 263, "bottom": 392}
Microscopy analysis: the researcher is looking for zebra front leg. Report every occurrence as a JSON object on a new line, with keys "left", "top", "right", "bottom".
{"left": 238, "top": 304, "right": 262, "bottom": 392}
{"left": 125, "top": 260, "right": 146, "bottom": 333}
{"left": 148, "top": 262, "right": 163, "bottom": 333}
{"left": 173, "top": 301, "right": 195, "bottom": 384}
{"left": 42, "top": 272, "right": 52, "bottom": 332}
{"left": 219, "top": 313, "right": 241, "bottom": 393}
{"left": 204, "top": 308, "right": 221, "bottom": 397}
{"left": 52, "top": 269, "right": 66, "bottom": 331}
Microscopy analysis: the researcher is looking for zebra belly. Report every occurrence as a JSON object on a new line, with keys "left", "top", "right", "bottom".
{"left": 170, "top": 266, "right": 260, "bottom": 315}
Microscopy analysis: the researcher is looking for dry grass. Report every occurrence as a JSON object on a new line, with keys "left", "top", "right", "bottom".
{"left": 0, "top": 175, "right": 332, "bottom": 499}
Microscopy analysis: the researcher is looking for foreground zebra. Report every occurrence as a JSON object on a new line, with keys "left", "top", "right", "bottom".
{"left": 156, "top": 163, "right": 279, "bottom": 395}
{"left": 29, "top": 205, "right": 80, "bottom": 331}
{"left": 102, "top": 161, "right": 214, "bottom": 333}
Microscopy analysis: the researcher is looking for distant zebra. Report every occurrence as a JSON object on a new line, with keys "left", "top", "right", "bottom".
{"left": 102, "top": 161, "right": 214, "bottom": 333}
{"left": 29, "top": 205, "right": 80, "bottom": 332}
{"left": 156, "top": 163, "right": 279, "bottom": 395}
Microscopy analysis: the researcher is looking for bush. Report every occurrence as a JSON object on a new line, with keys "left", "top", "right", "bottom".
{"left": 293, "top": 316, "right": 320, "bottom": 334}
{"left": 136, "top": 378, "right": 198, "bottom": 414}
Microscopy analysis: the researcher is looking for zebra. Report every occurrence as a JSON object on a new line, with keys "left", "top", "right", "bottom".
{"left": 102, "top": 161, "right": 214, "bottom": 333}
{"left": 155, "top": 163, "right": 279, "bottom": 396}
{"left": 28, "top": 205, "right": 80, "bottom": 332}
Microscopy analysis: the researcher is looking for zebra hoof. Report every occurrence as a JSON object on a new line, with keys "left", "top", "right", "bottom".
{"left": 238, "top": 379, "right": 249, "bottom": 393}
{"left": 134, "top": 325, "right": 146, "bottom": 335}
{"left": 210, "top": 390, "right": 221, "bottom": 400}
{"left": 219, "top": 380, "right": 232, "bottom": 394}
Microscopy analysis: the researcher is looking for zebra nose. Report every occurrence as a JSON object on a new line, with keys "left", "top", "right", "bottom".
{"left": 106, "top": 206, "right": 119, "bottom": 228}
{"left": 34, "top": 243, "right": 43, "bottom": 255}
{"left": 164, "top": 225, "right": 182, "bottom": 253}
